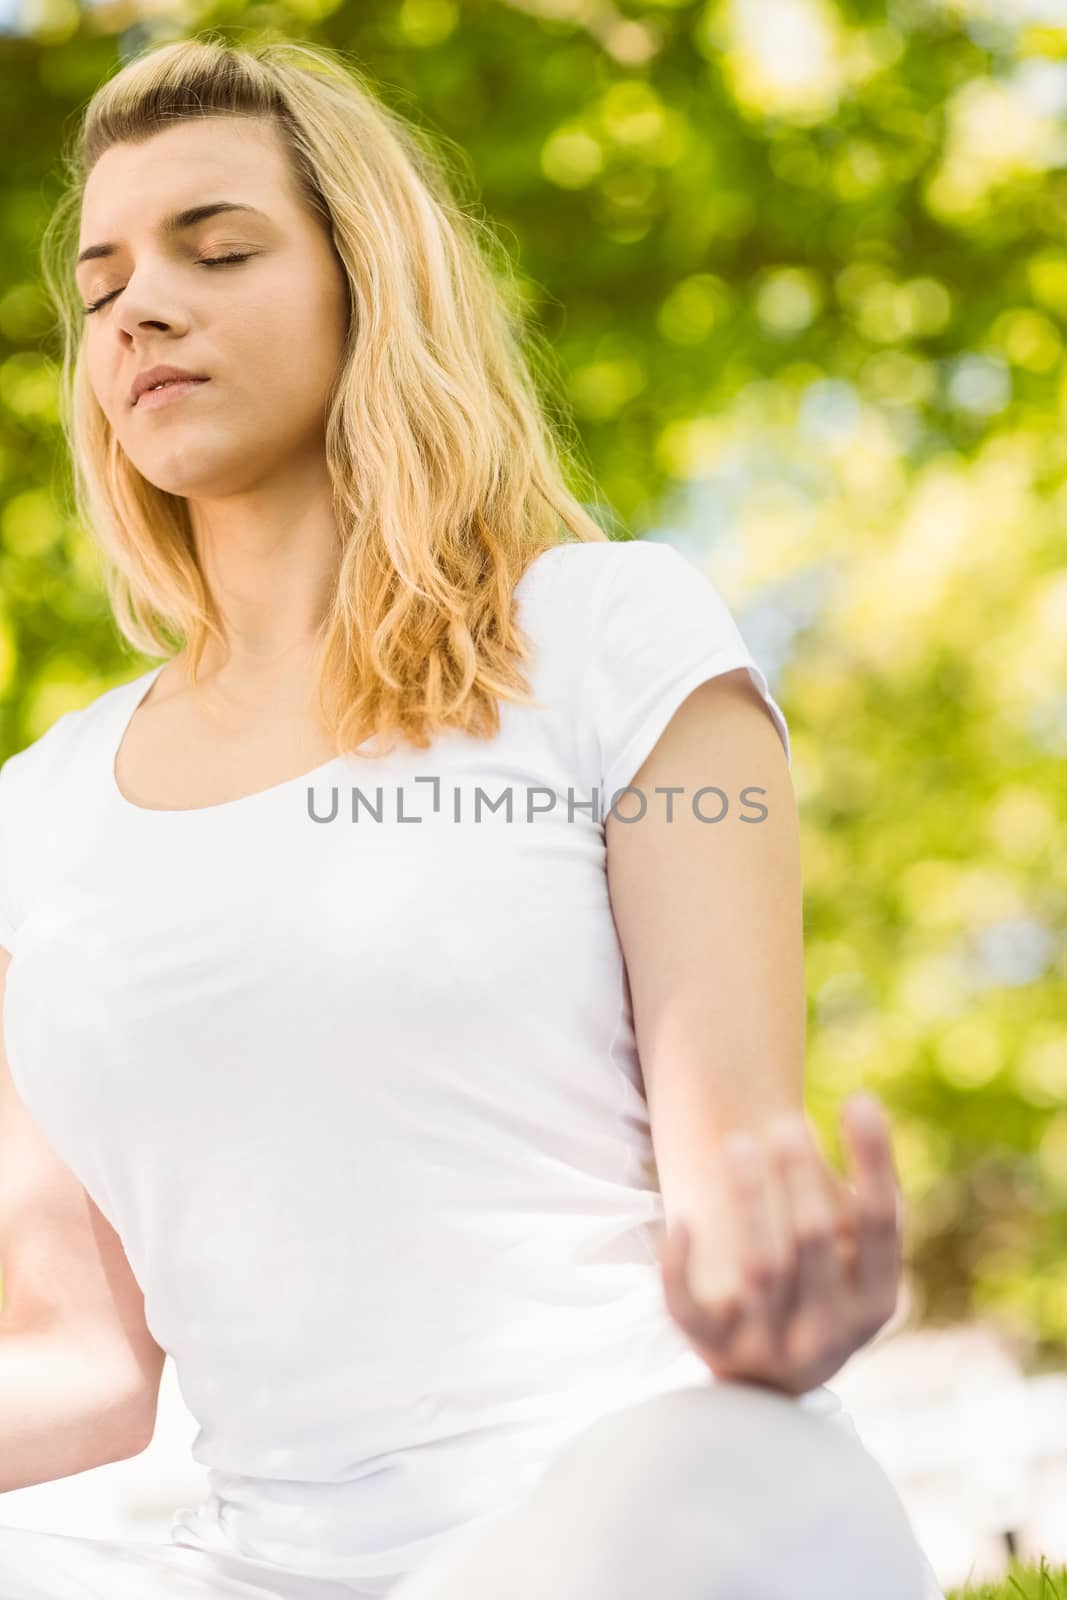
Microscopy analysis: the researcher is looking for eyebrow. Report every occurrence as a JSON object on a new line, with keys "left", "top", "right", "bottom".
{"left": 76, "top": 202, "right": 269, "bottom": 269}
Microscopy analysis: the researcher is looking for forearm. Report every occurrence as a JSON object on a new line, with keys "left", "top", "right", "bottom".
{"left": 0, "top": 1310, "right": 148, "bottom": 1491}
{"left": 647, "top": 1070, "right": 804, "bottom": 1234}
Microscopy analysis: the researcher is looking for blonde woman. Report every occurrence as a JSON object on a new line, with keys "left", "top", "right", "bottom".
{"left": 0, "top": 36, "right": 944, "bottom": 1600}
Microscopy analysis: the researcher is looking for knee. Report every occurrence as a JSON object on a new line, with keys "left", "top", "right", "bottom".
{"left": 530, "top": 1381, "right": 930, "bottom": 1600}
{"left": 535, "top": 1381, "right": 818, "bottom": 1503}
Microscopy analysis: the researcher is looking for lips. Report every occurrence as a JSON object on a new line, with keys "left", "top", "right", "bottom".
{"left": 130, "top": 367, "right": 211, "bottom": 405}
{"left": 139, "top": 377, "right": 206, "bottom": 397}
{"left": 132, "top": 377, "right": 211, "bottom": 413}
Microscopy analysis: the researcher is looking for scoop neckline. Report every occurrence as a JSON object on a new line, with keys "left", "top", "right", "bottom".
{"left": 106, "top": 548, "right": 577, "bottom": 817}
{"left": 108, "top": 663, "right": 347, "bottom": 818}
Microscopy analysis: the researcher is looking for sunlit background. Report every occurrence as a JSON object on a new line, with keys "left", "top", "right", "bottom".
{"left": 1, "top": 0, "right": 1065, "bottom": 1592}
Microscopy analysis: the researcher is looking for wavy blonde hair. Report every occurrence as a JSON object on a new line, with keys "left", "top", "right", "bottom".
{"left": 39, "top": 34, "right": 613, "bottom": 758}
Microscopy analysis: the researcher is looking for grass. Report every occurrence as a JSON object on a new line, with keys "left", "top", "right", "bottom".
{"left": 947, "top": 1557, "right": 1067, "bottom": 1597}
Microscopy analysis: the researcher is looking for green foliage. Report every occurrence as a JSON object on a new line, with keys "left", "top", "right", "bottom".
{"left": 1, "top": 3, "right": 1065, "bottom": 1349}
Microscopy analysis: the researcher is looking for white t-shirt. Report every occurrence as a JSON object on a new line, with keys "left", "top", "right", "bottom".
{"left": 0, "top": 538, "right": 856, "bottom": 1592}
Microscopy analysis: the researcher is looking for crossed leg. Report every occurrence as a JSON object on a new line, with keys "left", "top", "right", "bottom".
{"left": 393, "top": 1381, "right": 945, "bottom": 1600}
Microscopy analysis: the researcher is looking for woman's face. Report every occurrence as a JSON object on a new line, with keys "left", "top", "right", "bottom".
{"left": 76, "top": 114, "right": 350, "bottom": 500}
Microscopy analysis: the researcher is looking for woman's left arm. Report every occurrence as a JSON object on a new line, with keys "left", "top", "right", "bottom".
{"left": 605, "top": 667, "right": 903, "bottom": 1397}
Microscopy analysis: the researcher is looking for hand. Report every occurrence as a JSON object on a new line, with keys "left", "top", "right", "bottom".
{"left": 657, "top": 1094, "right": 903, "bottom": 1398}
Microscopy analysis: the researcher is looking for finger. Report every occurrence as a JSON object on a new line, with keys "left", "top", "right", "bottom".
{"left": 771, "top": 1114, "right": 861, "bottom": 1287}
{"left": 724, "top": 1131, "right": 793, "bottom": 1332}
{"left": 817, "top": 1153, "right": 861, "bottom": 1268}
{"left": 660, "top": 1219, "right": 744, "bottom": 1347}
{"left": 841, "top": 1095, "right": 903, "bottom": 1324}
{"left": 834, "top": 1210, "right": 860, "bottom": 1278}
{"left": 768, "top": 1115, "right": 846, "bottom": 1327}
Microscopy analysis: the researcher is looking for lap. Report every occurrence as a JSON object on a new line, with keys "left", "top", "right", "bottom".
{"left": 393, "top": 1382, "right": 946, "bottom": 1600}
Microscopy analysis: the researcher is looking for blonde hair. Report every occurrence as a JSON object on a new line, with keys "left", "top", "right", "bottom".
{"left": 40, "top": 34, "right": 613, "bottom": 758}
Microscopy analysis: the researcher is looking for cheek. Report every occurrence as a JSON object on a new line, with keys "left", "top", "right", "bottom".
{"left": 90, "top": 365, "right": 142, "bottom": 432}
{"left": 263, "top": 300, "right": 349, "bottom": 403}
{"left": 308, "top": 257, "right": 353, "bottom": 364}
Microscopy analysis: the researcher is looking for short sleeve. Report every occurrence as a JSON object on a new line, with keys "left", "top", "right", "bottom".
{"left": 588, "top": 540, "right": 791, "bottom": 803}
{"left": 0, "top": 755, "right": 18, "bottom": 955}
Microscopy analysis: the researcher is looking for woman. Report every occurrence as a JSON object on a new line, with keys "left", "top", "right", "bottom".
{"left": 0, "top": 35, "right": 944, "bottom": 1600}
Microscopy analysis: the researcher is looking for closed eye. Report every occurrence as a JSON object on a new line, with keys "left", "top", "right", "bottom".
{"left": 81, "top": 252, "right": 254, "bottom": 316}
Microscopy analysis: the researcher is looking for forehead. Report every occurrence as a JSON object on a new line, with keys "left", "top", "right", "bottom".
{"left": 79, "top": 117, "right": 290, "bottom": 238}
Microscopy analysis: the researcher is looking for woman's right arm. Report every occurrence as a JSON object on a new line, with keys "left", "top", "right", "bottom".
{"left": 0, "top": 946, "right": 166, "bottom": 1490}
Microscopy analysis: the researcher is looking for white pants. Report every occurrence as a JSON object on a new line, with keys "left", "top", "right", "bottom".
{"left": 0, "top": 1383, "right": 945, "bottom": 1600}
